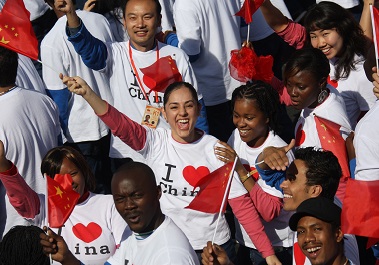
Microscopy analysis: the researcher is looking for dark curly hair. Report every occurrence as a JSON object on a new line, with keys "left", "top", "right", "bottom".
{"left": 294, "top": 147, "right": 342, "bottom": 200}
{"left": 231, "top": 80, "right": 280, "bottom": 135}
{"left": 0, "top": 225, "right": 49, "bottom": 265}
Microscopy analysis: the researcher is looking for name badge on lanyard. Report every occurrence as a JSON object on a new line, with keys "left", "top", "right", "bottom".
{"left": 129, "top": 42, "right": 161, "bottom": 129}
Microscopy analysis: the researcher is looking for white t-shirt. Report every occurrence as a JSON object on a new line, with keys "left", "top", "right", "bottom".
{"left": 354, "top": 100, "right": 379, "bottom": 181}
{"left": 107, "top": 216, "right": 199, "bottom": 265}
{"left": 32, "top": 193, "right": 131, "bottom": 265}
{"left": 0, "top": 87, "right": 60, "bottom": 237}
{"left": 41, "top": 10, "right": 114, "bottom": 143}
{"left": 329, "top": 56, "right": 376, "bottom": 129}
{"left": 138, "top": 128, "right": 247, "bottom": 249}
{"left": 159, "top": 0, "right": 175, "bottom": 32}
{"left": 295, "top": 92, "right": 352, "bottom": 149}
{"left": 23, "top": 0, "right": 50, "bottom": 21}
{"left": 102, "top": 41, "right": 198, "bottom": 161}
{"left": 315, "top": 0, "right": 359, "bottom": 9}
{"left": 228, "top": 130, "right": 295, "bottom": 248}
{"left": 17, "top": 54, "right": 46, "bottom": 94}
{"left": 173, "top": 0, "right": 241, "bottom": 106}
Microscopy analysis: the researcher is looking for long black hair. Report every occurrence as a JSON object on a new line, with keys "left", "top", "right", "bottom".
{"left": 303, "top": 1, "right": 367, "bottom": 80}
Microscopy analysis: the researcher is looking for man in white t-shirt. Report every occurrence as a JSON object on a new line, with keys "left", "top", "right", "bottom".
{"left": 42, "top": 0, "right": 115, "bottom": 194}
{"left": 41, "top": 162, "right": 199, "bottom": 265}
{"left": 0, "top": 46, "right": 60, "bottom": 239}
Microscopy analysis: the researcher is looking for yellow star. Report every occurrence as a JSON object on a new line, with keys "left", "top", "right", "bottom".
{"left": 4, "top": 25, "right": 8, "bottom": 28}
{"left": 54, "top": 186, "right": 64, "bottom": 198}
{"left": 14, "top": 33, "right": 18, "bottom": 37}
{"left": 0, "top": 28, "right": 2, "bottom": 31}
{"left": 0, "top": 37, "right": 9, "bottom": 44}
{"left": 321, "top": 124, "right": 327, "bottom": 131}
{"left": 328, "top": 140, "right": 331, "bottom": 143}
{"left": 11, "top": 27, "right": 15, "bottom": 31}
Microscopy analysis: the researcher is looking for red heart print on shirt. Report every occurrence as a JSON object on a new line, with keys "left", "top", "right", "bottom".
{"left": 295, "top": 124, "right": 306, "bottom": 147}
{"left": 183, "top": 166, "right": 210, "bottom": 187}
{"left": 72, "top": 222, "right": 102, "bottom": 243}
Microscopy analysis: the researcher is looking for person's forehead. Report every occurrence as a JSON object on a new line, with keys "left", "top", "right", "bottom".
{"left": 125, "top": 0, "right": 157, "bottom": 12}
{"left": 298, "top": 215, "right": 331, "bottom": 228}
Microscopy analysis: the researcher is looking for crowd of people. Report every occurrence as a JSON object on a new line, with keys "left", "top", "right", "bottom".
{"left": 0, "top": 0, "right": 378, "bottom": 264}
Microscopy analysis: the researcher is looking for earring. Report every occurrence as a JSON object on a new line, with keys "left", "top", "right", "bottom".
{"left": 317, "top": 89, "right": 328, "bottom": 104}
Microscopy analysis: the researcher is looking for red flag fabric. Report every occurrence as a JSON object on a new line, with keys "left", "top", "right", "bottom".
{"left": 229, "top": 46, "right": 274, "bottom": 83}
{"left": 185, "top": 162, "right": 234, "bottom": 214}
{"left": 314, "top": 115, "right": 350, "bottom": 180}
{"left": 314, "top": 115, "right": 350, "bottom": 202}
{"left": 47, "top": 174, "right": 80, "bottom": 228}
{"left": 342, "top": 179, "right": 379, "bottom": 247}
{"left": 140, "top": 55, "right": 182, "bottom": 93}
{"left": 235, "top": 0, "right": 264, "bottom": 24}
{"left": 0, "top": 0, "right": 38, "bottom": 60}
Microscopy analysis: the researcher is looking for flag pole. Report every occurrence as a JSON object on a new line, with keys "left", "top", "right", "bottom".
{"left": 44, "top": 173, "right": 53, "bottom": 264}
{"left": 211, "top": 156, "right": 238, "bottom": 244}
{"left": 370, "top": 4, "right": 379, "bottom": 74}
{"left": 37, "top": 59, "right": 61, "bottom": 76}
{"left": 246, "top": 23, "right": 250, "bottom": 44}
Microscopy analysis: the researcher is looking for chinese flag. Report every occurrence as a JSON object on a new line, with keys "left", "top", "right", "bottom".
{"left": 47, "top": 174, "right": 80, "bottom": 228}
{"left": 342, "top": 179, "right": 379, "bottom": 248}
{"left": 140, "top": 55, "right": 182, "bottom": 93}
{"left": 314, "top": 115, "right": 350, "bottom": 201}
{"left": 185, "top": 162, "right": 234, "bottom": 214}
{"left": 235, "top": 0, "right": 264, "bottom": 24}
{"left": 0, "top": 0, "right": 38, "bottom": 60}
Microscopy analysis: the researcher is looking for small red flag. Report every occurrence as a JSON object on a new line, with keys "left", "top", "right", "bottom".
{"left": 235, "top": 0, "right": 264, "bottom": 24}
{"left": 140, "top": 55, "right": 183, "bottom": 93}
{"left": 342, "top": 179, "right": 379, "bottom": 248}
{"left": 314, "top": 115, "right": 350, "bottom": 201}
{"left": 0, "top": 0, "right": 38, "bottom": 60}
{"left": 185, "top": 162, "right": 234, "bottom": 214}
{"left": 47, "top": 174, "right": 80, "bottom": 228}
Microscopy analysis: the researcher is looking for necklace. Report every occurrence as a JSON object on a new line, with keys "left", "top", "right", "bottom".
{"left": 0, "top": 86, "right": 16, "bottom": 96}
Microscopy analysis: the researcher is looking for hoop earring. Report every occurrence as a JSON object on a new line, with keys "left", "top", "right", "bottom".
{"left": 318, "top": 89, "right": 328, "bottom": 104}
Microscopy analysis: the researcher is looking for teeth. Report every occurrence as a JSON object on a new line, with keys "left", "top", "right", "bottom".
{"left": 283, "top": 194, "right": 292, "bottom": 198}
{"left": 321, "top": 48, "right": 330, "bottom": 53}
{"left": 178, "top": 119, "right": 188, "bottom": 123}
{"left": 306, "top": 247, "right": 321, "bottom": 253}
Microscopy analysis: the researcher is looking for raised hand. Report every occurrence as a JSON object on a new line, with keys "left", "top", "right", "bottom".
{"left": 60, "top": 74, "right": 92, "bottom": 97}
{"left": 40, "top": 227, "right": 80, "bottom": 265}
{"left": 55, "top": 0, "right": 80, "bottom": 28}
{"left": 83, "top": 0, "right": 97, "bottom": 12}
{"left": 201, "top": 241, "right": 233, "bottom": 265}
